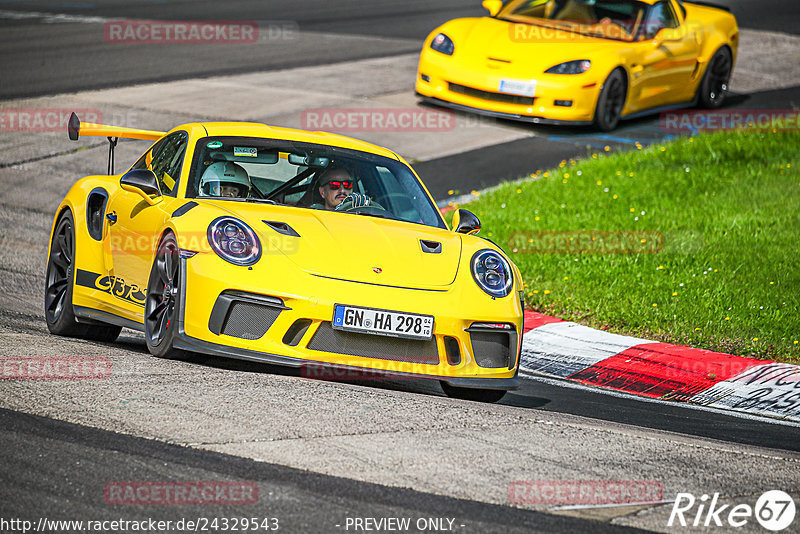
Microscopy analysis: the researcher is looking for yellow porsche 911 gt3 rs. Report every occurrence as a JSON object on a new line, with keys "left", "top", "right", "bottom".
{"left": 45, "top": 114, "right": 524, "bottom": 402}
{"left": 416, "top": 0, "right": 738, "bottom": 130}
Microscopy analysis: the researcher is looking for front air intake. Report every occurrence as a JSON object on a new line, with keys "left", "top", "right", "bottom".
{"left": 209, "top": 291, "right": 288, "bottom": 340}
{"left": 466, "top": 323, "right": 518, "bottom": 369}
{"left": 307, "top": 322, "right": 440, "bottom": 365}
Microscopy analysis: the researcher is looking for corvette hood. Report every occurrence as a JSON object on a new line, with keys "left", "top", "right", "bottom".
{"left": 448, "top": 17, "right": 625, "bottom": 76}
{"left": 204, "top": 202, "right": 462, "bottom": 287}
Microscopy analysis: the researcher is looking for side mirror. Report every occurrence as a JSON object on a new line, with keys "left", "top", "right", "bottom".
{"left": 653, "top": 27, "right": 681, "bottom": 45}
{"left": 452, "top": 209, "right": 481, "bottom": 235}
{"left": 120, "top": 169, "right": 162, "bottom": 206}
{"left": 482, "top": 0, "right": 503, "bottom": 17}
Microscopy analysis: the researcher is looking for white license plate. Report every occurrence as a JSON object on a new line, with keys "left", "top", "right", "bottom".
{"left": 332, "top": 304, "right": 434, "bottom": 341}
{"left": 498, "top": 78, "right": 537, "bottom": 97}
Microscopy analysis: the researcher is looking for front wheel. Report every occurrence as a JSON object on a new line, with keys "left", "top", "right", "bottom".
{"left": 440, "top": 382, "right": 507, "bottom": 403}
{"left": 593, "top": 69, "right": 627, "bottom": 132}
{"left": 144, "top": 233, "right": 190, "bottom": 360}
{"left": 45, "top": 210, "right": 121, "bottom": 342}
{"left": 697, "top": 47, "right": 732, "bottom": 109}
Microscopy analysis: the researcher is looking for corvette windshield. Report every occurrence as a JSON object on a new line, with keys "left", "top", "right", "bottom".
{"left": 187, "top": 137, "right": 446, "bottom": 229}
{"left": 501, "top": 0, "right": 652, "bottom": 42}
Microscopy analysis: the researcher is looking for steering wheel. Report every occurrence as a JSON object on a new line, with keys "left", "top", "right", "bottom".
{"left": 374, "top": 192, "right": 418, "bottom": 213}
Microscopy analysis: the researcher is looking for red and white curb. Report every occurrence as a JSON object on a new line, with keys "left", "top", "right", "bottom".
{"left": 521, "top": 311, "right": 800, "bottom": 423}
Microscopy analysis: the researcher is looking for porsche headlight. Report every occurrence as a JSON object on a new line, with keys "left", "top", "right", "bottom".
{"left": 471, "top": 249, "right": 513, "bottom": 298}
{"left": 207, "top": 217, "right": 261, "bottom": 266}
{"left": 545, "top": 60, "right": 591, "bottom": 74}
{"left": 430, "top": 33, "right": 454, "bottom": 55}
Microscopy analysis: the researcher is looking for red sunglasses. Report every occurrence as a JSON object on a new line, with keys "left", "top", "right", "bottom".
{"left": 326, "top": 180, "right": 353, "bottom": 190}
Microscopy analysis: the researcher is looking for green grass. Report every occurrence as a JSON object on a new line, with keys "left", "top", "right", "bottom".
{"left": 454, "top": 131, "right": 800, "bottom": 363}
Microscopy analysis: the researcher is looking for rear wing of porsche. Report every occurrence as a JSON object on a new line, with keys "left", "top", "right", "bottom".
{"left": 68, "top": 112, "right": 166, "bottom": 174}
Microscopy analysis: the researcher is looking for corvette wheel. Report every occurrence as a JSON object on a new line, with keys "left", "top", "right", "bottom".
{"left": 594, "top": 69, "right": 626, "bottom": 132}
{"left": 45, "top": 211, "right": 121, "bottom": 342}
{"left": 440, "top": 382, "right": 507, "bottom": 403}
{"left": 145, "top": 233, "right": 189, "bottom": 359}
{"left": 698, "top": 47, "right": 732, "bottom": 109}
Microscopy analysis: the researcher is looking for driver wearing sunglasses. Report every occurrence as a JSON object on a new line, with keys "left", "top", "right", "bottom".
{"left": 317, "top": 167, "right": 355, "bottom": 210}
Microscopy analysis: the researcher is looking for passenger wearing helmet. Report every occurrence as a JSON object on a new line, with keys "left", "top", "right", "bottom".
{"left": 199, "top": 161, "right": 251, "bottom": 198}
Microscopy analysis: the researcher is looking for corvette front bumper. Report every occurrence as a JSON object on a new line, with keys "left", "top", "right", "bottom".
{"left": 416, "top": 50, "right": 603, "bottom": 125}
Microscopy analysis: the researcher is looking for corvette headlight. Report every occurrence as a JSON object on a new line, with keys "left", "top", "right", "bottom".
{"left": 471, "top": 249, "right": 513, "bottom": 298}
{"left": 545, "top": 60, "right": 591, "bottom": 74}
{"left": 207, "top": 217, "right": 261, "bottom": 266}
{"left": 430, "top": 33, "right": 454, "bottom": 55}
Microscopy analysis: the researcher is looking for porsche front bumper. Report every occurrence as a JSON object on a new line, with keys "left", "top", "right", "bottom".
{"left": 176, "top": 255, "right": 523, "bottom": 390}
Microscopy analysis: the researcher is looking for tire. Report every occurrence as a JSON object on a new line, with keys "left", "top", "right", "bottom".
{"left": 144, "top": 233, "right": 191, "bottom": 360}
{"left": 45, "top": 210, "right": 122, "bottom": 342}
{"left": 440, "top": 381, "right": 507, "bottom": 403}
{"left": 593, "top": 69, "right": 627, "bottom": 132}
{"left": 697, "top": 47, "right": 732, "bottom": 109}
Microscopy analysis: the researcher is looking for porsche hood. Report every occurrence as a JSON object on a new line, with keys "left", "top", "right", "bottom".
{"left": 197, "top": 201, "right": 462, "bottom": 288}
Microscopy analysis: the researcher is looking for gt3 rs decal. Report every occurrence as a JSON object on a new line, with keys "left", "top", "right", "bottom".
{"left": 75, "top": 269, "right": 145, "bottom": 307}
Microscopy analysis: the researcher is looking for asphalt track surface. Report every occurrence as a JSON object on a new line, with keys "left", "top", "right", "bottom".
{"left": 1, "top": 408, "right": 634, "bottom": 534}
{"left": 2, "top": 1, "right": 800, "bottom": 532}
{"left": 0, "top": 0, "right": 798, "bottom": 99}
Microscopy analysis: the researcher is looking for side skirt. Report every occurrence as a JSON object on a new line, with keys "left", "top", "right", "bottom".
{"left": 73, "top": 305, "right": 144, "bottom": 332}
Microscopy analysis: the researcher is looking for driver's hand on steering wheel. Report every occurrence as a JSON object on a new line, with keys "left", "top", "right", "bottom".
{"left": 335, "top": 192, "right": 370, "bottom": 211}
{"left": 335, "top": 192, "right": 385, "bottom": 212}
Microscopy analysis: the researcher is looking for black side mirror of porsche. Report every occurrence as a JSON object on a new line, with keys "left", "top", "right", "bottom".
{"left": 452, "top": 209, "right": 481, "bottom": 235}
{"left": 120, "top": 169, "right": 162, "bottom": 206}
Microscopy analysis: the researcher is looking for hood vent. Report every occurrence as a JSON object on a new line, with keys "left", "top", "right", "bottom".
{"left": 420, "top": 239, "right": 442, "bottom": 254}
{"left": 263, "top": 220, "right": 300, "bottom": 237}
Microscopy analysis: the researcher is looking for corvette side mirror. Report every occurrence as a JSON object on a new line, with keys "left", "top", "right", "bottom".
{"left": 452, "top": 209, "right": 481, "bottom": 235}
{"left": 653, "top": 27, "right": 681, "bottom": 45}
{"left": 482, "top": 0, "right": 503, "bottom": 17}
{"left": 120, "top": 169, "right": 162, "bottom": 206}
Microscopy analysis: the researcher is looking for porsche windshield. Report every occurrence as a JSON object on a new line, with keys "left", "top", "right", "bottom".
{"left": 187, "top": 137, "right": 445, "bottom": 229}
{"left": 501, "top": 0, "right": 653, "bottom": 42}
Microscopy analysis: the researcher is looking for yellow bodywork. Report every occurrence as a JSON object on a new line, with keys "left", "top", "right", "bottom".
{"left": 416, "top": 0, "right": 738, "bottom": 124}
{"left": 50, "top": 121, "right": 523, "bottom": 386}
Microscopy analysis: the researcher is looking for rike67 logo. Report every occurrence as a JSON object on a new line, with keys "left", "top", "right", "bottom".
{"left": 668, "top": 490, "right": 796, "bottom": 531}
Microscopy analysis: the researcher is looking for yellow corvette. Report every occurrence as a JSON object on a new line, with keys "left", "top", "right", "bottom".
{"left": 45, "top": 114, "right": 523, "bottom": 402}
{"left": 416, "top": 0, "right": 738, "bottom": 130}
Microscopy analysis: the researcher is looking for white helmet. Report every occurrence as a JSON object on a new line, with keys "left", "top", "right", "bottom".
{"left": 199, "top": 161, "right": 251, "bottom": 198}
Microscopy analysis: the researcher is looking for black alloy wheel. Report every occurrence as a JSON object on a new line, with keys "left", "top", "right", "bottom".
{"left": 594, "top": 69, "right": 627, "bottom": 132}
{"left": 145, "top": 233, "right": 189, "bottom": 359}
{"left": 45, "top": 211, "right": 121, "bottom": 341}
{"left": 698, "top": 47, "right": 732, "bottom": 109}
